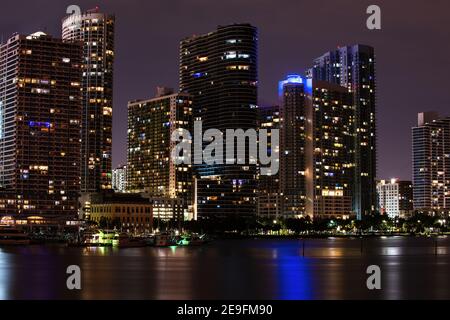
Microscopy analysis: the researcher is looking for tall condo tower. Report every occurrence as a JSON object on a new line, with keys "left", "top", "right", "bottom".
{"left": 278, "top": 75, "right": 354, "bottom": 219}
{"left": 0, "top": 32, "right": 82, "bottom": 217}
{"left": 179, "top": 24, "right": 258, "bottom": 219}
{"left": 62, "top": 9, "right": 115, "bottom": 198}
{"left": 257, "top": 105, "right": 281, "bottom": 218}
{"left": 279, "top": 75, "right": 308, "bottom": 217}
{"left": 127, "top": 89, "right": 194, "bottom": 219}
{"left": 412, "top": 112, "right": 450, "bottom": 214}
{"left": 312, "top": 45, "right": 377, "bottom": 220}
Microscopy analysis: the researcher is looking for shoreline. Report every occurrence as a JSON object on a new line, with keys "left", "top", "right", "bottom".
{"left": 214, "top": 232, "right": 450, "bottom": 240}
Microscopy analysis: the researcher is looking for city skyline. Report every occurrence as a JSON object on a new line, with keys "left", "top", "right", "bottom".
{"left": 0, "top": 0, "right": 449, "bottom": 181}
{"left": 0, "top": 1, "right": 449, "bottom": 304}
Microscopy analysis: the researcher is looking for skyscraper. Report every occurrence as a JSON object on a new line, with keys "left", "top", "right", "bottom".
{"left": 62, "top": 9, "right": 115, "bottom": 197}
{"left": 312, "top": 45, "right": 377, "bottom": 220}
{"left": 279, "top": 75, "right": 308, "bottom": 217}
{"left": 0, "top": 32, "right": 82, "bottom": 217}
{"left": 179, "top": 24, "right": 258, "bottom": 219}
{"left": 278, "top": 75, "right": 354, "bottom": 219}
{"left": 307, "top": 79, "right": 354, "bottom": 219}
{"left": 257, "top": 105, "right": 281, "bottom": 218}
{"left": 412, "top": 112, "right": 450, "bottom": 214}
{"left": 127, "top": 88, "right": 194, "bottom": 219}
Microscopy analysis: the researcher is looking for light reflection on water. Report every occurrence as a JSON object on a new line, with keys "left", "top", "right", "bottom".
{"left": 0, "top": 249, "right": 11, "bottom": 299}
{"left": 0, "top": 237, "right": 449, "bottom": 300}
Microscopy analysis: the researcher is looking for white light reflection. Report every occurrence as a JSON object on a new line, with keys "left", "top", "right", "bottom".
{"left": 0, "top": 249, "right": 12, "bottom": 300}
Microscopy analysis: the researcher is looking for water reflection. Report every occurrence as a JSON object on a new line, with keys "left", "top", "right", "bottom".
{"left": 276, "top": 254, "right": 312, "bottom": 300}
{"left": 0, "top": 249, "right": 11, "bottom": 299}
{"left": 0, "top": 238, "right": 448, "bottom": 299}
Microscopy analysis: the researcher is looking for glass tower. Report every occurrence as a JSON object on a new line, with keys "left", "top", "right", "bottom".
{"left": 412, "top": 112, "right": 450, "bottom": 214}
{"left": 127, "top": 91, "right": 194, "bottom": 219}
{"left": 312, "top": 45, "right": 377, "bottom": 220}
{"left": 179, "top": 24, "right": 258, "bottom": 219}
{"left": 62, "top": 9, "right": 115, "bottom": 194}
{"left": 278, "top": 75, "right": 355, "bottom": 219}
{"left": 0, "top": 32, "right": 82, "bottom": 217}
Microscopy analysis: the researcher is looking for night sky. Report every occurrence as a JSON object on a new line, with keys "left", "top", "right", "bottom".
{"left": 1, "top": 0, "right": 449, "bottom": 181}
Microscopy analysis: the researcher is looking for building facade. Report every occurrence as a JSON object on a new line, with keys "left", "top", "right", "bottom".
{"left": 142, "top": 195, "right": 184, "bottom": 223}
{"left": 62, "top": 10, "right": 115, "bottom": 194}
{"left": 308, "top": 79, "right": 355, "bottom": 219}
{"left": 90, "top": 193, "right": 184, "bottom": 232}
{"left": 179, "top": 24, "right": 258, "bottom": 219}
{"left": 0, "top": 32, "right": 82, "bottom": 217}
{"left": 377, "top": 179, "right": 413, "bottom": 218}
{"left": 112, "top": 165, "right": 127, "bottom": 192}
{"left": 412, "top": 112, "right": 450, "bottom": 214}
{"left": 257, "top": 105, "right": 281, "bottom": 218}
{"left": 312, "top": 45, "right": 377, "bottom": 219}
{"left": 277, "top": 75, "right": 354, "bottom": 219}
{"left": 90, "top": 193, "right": 153, "bottom": 233}
{"left": 127, "top": 89, "right": 194, "bottom": 219}
{"left": 279, "top": 75, "right": 308, "bottom": 217}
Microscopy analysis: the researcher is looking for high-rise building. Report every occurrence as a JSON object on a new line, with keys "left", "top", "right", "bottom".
{"left": 0, "top": 32, "right": 82, "bottom": 217}
{"left": 179, "top": 24, "right": 258, "bottom": 219}
{"left": 307, "top": 79, "right": 354, "bottom": 219}
{"left": 257, "top": 105, "right": 281, "bottom": 218}
{"left": 62, "top": 9, "right": 115, "bottom": 196}
{"left": 412, "top": 112, "right": 450, "bottom": 214}
{"left": 112, "top": 165, "right": 127, "bottom": 193}
{"left": 279, "top": 75, "right": 308, "bottom": 217}
{"left": 377, "top": 179, "right": 413, "bottom": 218}
{"left": 312, "top": 45, "right": 377, "bottom": 219}
{"left": 127, "top": 88, "right": 194, "bottom": 219}
{"left": 278, "top": 75, "right": 354, "bottom": 219}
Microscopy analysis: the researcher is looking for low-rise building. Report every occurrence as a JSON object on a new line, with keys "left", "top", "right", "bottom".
{"left": 89, "top": 193, "right": 185, "bottom": 233}
{"left": 90, "top": 193, "right": 153, "bottom": 233}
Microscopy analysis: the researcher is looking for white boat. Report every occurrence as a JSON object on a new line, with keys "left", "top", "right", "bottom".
{"left": 0, "top": 226, "right": 31, "bottom": 245}
{"left": 83, "top": 229, "right": 117, "bottom": 246}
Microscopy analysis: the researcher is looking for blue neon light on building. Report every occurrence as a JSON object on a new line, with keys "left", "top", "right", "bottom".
{"left": 28, "top": 121, "right": 51, "bottom": 128}
{"left": 278, "top": 74, "right": 304, "bottom": 97}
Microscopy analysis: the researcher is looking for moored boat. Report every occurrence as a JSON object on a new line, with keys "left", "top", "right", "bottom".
{"left": 176, "top": 233, "right": 209, "bottom": 246}
{"left": 115, "top": 233, "right": 147, "bottom": 248}
{"left": 0, "top": 226, "right": 31, "bottom": 245}
{"left": 154, "top": 233, "right": 176, "bottom": 247}
{"left": 83, "top": 229, "right": 117, "bottom": 247}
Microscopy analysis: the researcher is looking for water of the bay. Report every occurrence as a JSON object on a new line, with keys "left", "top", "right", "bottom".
{"left": 0, "top": 237, "right": 449, "bottom": 300}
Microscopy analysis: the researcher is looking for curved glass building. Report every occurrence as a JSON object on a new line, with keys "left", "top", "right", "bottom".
{"left": 180, "top": 24, "right": 258, "bottom": 219}
{"left": 62, "top": 9, "right": 115, "bottom": 195}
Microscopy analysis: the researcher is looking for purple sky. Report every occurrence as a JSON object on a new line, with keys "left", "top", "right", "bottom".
{"left": 1, "top": 0, "right": 449, "bottom": 181}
